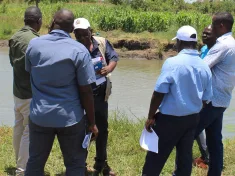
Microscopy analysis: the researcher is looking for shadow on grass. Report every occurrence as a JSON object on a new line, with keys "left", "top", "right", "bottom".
{"left": 45, "top": 171, "right": 94, "bottom": 176}
{"left": 4, "top": 166, "right": 16, "bottom": 176}
{"left": 3, "top": 168, "right": 94, "bottom": 176}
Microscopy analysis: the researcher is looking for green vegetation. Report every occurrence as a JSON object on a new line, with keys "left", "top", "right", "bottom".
{"left": 1, "top": 112, "right": 235, "bottom": 175}
{"left": 1, "top": 1, "right": 235, "bottom": 41}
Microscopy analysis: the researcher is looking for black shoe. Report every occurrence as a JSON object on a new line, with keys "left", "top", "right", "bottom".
{"left": 92, "top": 170, "right": 100, "bottom": 176}
{"left": 85, "top": 168, "right": 89, "bottom": 176}
{"left": 102, "top": 161, "right": 116, "bottom": 176}
{"left": 94, "top": 160, "right": 116, "bottom": 176}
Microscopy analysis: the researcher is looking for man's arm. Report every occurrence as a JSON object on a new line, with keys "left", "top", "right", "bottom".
{"left": 202, "top": 70, "right": 213, "bottom": 108}
{"left": 78, "top": 84, "right": 97, "bottom": 135}
{"left": 8, "top": 40, "right": 14, "bottom": 67}
{"left": 148, "top": 91, "right": 165, "bottom": 119}
{"left": 100, "top": 61, "right": 117, "bottom": 75}
{"left": 204, "top": 43, "right": 228, "bottom": 68}
{"left": 100, "top": 40, "right": 118, "bottom": 76}
{"left": 76, "top": 52, "right": 98, "bottom": 137}
{"left": 25, "top": 43, "right": 32, "bottom": 73}
{"left": 145, "top": 91, "right": 165, "bottom": 132}
{"left": 145, "top": 60, "right": 172, "bottom": 132}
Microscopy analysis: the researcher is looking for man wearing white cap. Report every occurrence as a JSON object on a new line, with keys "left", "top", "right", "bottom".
{"left": 73, "top": 18, "right": 118, "bottom": 176}
{"left": 142, "top": 25, "right": 213, "bottom": 176}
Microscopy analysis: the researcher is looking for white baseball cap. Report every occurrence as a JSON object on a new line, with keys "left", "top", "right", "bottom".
{"left": 74, "top": 18, "right": 90, "bottom": 30}
{"left": 172, "top": 25, "right": 197, "bottom": 42}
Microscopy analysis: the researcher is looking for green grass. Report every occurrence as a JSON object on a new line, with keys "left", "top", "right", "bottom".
{"left": 1, "top": 111, "right": 235, "bottom": 176}
{"left": 0, "top": 2, "right": 222, "bottom": 43}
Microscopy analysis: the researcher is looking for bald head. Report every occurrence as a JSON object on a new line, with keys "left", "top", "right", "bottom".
{"left": 52, "top": 9, "right": 74, "bottom": 33}
{"left": 24, "top": 6, "right": 42, "bottom": 25}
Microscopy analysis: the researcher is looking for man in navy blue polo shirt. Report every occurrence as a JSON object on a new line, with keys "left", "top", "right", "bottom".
{"left": 73, "top": 18, "right": 118, "bottom": 176}
{"left": 142, "top": 26, "right": 213, "bottom": 176}
{"left": 25, "top": 10, "right": 98, "bottom": 176}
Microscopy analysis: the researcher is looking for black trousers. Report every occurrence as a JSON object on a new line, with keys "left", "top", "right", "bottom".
{"left": 142, "top": 113, "right": 200, "bottom": 176}
{"left": 25, "top": 118, "right": 86, "bottom": 176}
{"left": 93, "top": 83, "right": 109, "bottom": 171}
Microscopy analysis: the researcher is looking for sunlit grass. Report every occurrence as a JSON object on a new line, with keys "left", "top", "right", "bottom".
{"left": 0, "top": 2, "right": 214, "bottom": 44}
{"left": 1, "top": 111, "right": 235, "bottom": 176}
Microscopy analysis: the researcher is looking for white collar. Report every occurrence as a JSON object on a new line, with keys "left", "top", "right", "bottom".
{"left": 217, "top": 32, "right": 233, "bottom": 42}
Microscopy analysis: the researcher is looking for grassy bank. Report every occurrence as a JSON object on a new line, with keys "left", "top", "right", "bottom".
{"left": 1, "top": 112, "right": 235, "bottom": 176}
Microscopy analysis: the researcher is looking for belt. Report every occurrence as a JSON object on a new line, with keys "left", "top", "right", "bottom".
{"left": 93, "top": 82, "right": 106, "bottom": 96}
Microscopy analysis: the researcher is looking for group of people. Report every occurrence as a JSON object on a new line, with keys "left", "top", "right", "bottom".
{"left": 9, "top": 7, "right": 118, "bottom": 176}
{"left": 143, "top": 12, "right": 235, "bottom": 176}
{"left": 8, "top": 4, "right": 235, "bottom": 176}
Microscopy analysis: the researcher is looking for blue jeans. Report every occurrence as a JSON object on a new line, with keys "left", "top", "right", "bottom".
{"left": 25, "top": 118, "right": 86, "bottom": 176}
{"left": 195, "top": 103, "right": 226, "bottom": 176}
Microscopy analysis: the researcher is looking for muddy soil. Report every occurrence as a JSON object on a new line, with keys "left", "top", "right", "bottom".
{"left": 0, "top": 39, "right": 177, "bottom": 60}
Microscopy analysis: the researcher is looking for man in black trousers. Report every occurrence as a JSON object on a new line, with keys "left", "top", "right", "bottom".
{"left": 142, "top": 25, "right": 213, "bottom": 176}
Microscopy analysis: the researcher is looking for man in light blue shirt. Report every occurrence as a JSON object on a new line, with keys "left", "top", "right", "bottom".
{"left": 25, "top": 9, "right": 98, "bottom": 176}
{"left": 142, "top": 26, "right": 212, "bottom": 176}
{"left": 195, "top": 12, "right": 235, "bottom": 176}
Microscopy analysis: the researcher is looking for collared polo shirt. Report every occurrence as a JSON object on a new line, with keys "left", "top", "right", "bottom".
{"left": 26, "top": 30, "right": 95, "bottom": 127}
{"left": 204, "top": 32, "right": 235, "bottom": 108}
{"left": 9, "top": 26, "right": 39, "bottom": 99}
{"left": 200, "top": 45, "right": 209, "bottom": 59}
{"left": 155, "top": 49, "right": 212, "bottom": 116}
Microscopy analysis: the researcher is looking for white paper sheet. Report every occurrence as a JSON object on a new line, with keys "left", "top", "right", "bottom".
{"left": 139, "top": 127, "right": 159, "bottom": 153}
{"left": 96, "top": 76, "right": 106, "bottom": 85}
{"left": 82, "top": 133, "right": 92, "bottom": 149}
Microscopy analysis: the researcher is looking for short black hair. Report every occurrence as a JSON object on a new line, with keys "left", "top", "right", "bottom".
{"left": 53, "top": 9, "right": 74, "bottom": 33}
{"left": 24, "top": 6, "right": 42, "bottom": 25}
{"left": 214, "top": 12, "right": 234, "bottom": 31}
{"left": 180, "top": 41, "right": 197, "bottom": 49}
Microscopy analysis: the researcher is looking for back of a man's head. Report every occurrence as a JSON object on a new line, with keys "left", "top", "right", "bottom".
{"left": 53, "top": 9, "right": 74, "bottom": 33}
{"left": 172, "top": 26, "right": 198, "bottom": 51}
{"left": 214, "top": 12, "right": 234, "bottom": 32}
{"left": 24, "top": 6, "right": 42, "bottom": 25}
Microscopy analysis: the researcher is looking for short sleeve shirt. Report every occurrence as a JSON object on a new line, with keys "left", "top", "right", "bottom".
{"left": 155, "top": 49, "right": 212, "bottom": 116}
{"left": 26, "top": 30, "right": 96, "bottom": 127}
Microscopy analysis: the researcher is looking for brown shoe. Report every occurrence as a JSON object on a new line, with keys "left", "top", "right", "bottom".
{"left": 193, "top": 157, "right": 204, "bottom": 166}
{"left": 193, "top": 157, "right": 208, "bottom": 169}
{"left": 197, "top": 162, "right": 208, "bottom": 169}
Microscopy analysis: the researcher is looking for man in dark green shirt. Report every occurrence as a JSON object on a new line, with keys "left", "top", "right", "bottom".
{"left": 8, "top": 6, "right": 42, "bottom": 176}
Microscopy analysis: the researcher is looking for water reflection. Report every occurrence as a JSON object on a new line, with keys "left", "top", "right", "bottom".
{"left": 0, "top": 48, "right": 235, "bottom": 138}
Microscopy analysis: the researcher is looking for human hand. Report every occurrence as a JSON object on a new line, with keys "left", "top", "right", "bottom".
{"left": 145, "top": 118, "right": 155, "bottom": 132}
{"left": 89, "top": 124, "right": 98, "bottom": 140}
{"left": 100, "top": 66, "right": 110, "bottom": 76}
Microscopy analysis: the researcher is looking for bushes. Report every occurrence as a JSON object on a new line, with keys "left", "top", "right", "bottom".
{"left": 0, "top": 2, "right": 233, "bottom": 38}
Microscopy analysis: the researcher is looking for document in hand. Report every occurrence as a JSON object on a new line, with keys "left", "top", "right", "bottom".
{"left": 139, "top": 127, "right": 159, "bottom": 153}
{"left": 92, "top": 57, "right": 106, "bottom": 85}
{"left": 82, "top": 132, "right": 92, "bottom": 149}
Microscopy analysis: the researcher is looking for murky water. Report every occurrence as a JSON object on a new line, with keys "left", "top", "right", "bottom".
{"left": 1, "top": 48, "right": 235, "bottom": 138}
